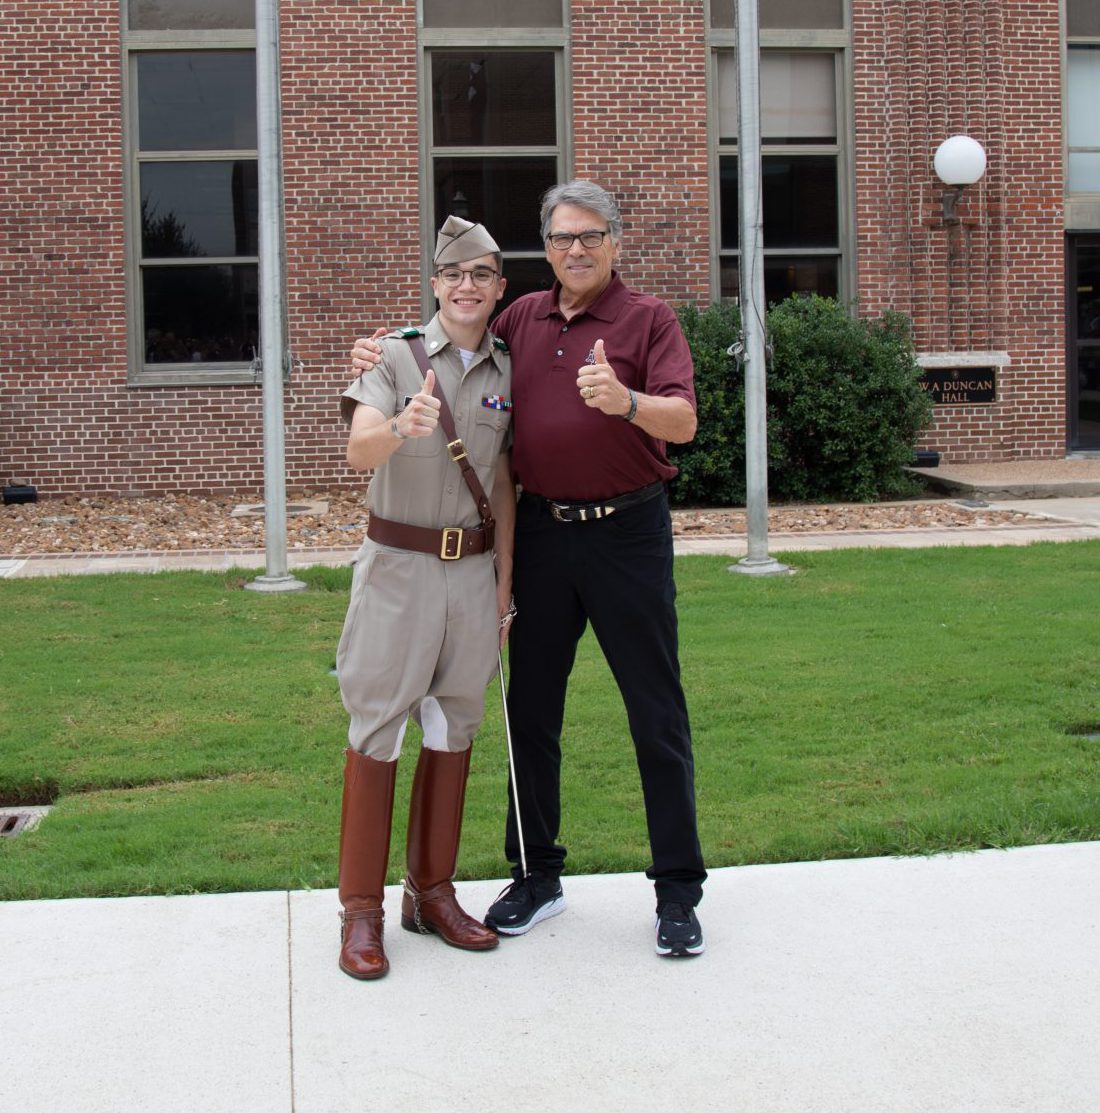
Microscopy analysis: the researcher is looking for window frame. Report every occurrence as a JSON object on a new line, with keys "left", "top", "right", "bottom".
{"left": 417, "top": 7, "right": 571, "bottom": 321}
{"left": 1065, "top": 11, "right": 1100, "bottom": 235}
{"left": 122, "top": 15, "right": 260, "bottom": 387}
{"left": 706, "top": 8, "right": 854, "bottom": 306}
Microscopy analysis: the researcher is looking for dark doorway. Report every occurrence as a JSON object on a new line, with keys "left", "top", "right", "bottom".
{"left": 1068, "top": 233, "right": 1100, "bottom": 450}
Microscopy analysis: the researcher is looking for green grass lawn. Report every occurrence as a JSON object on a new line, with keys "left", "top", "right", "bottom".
{"left": 1, "top": 543, "right": 1098, "bottom": 900}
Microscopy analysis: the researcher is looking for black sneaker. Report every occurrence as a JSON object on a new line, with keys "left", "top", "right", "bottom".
{"left": 484, "top": 875, "right": 565, "bottom": 935}
{"left": 655, "top": 902, "right": 705, "bottom": 957}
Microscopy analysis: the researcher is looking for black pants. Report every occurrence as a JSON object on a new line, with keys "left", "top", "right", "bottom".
{"left": 504, "top": 488, "right": 707, "bottom": 907}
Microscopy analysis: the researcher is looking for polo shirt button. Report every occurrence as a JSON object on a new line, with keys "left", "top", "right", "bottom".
{"left": 556, "top": 349, "right": 564, "bottom": 357}
{"left": 562, "top": 325, "right": 569, "bottom": 332}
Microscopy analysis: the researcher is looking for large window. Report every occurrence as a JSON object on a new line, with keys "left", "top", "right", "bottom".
{"left": 421, "top": 3, "right": 568, "bottom": 318}
{"left": 1067, "top": 11, "right": 1100, "bottom": 196}
{"left": 124, "top": 2, "right": 258, "bottom": 385}
{"left": 709, "top": 7, "right": 849, "bottom": 306}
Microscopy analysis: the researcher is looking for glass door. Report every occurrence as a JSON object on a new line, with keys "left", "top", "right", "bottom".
{"left": 1068, "top": 234, "right": 1100, "bottom": 450}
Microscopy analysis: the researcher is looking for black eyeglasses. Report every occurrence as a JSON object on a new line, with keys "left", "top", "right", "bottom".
{"left": 545, "top": 229, "right": 612, "bottom": 251}
{"left": 435, "top": 266, "right": 500, "bottom": 288}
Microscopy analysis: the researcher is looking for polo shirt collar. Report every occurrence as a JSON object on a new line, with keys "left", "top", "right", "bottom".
{"left": 535, "top": 271, "right": 629, "bottom": 322}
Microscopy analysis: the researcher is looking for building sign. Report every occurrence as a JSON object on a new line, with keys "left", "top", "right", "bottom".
{"left": 918, "top": 367, "right": 997, "bottom": 404}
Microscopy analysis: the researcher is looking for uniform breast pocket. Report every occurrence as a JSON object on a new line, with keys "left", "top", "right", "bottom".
{"left": 393, "top": 403, "right": 442, "bottom": 458}
{"left": 469, "top": 408, "right": 511, "bottom": 465}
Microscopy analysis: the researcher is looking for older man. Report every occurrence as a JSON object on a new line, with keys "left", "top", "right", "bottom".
{"left": 352, "top": 181, "right": 706, "bottom": 957}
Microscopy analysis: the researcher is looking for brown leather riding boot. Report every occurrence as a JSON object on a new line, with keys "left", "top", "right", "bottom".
{"left": 337, "top": 748, "right": 398, "bottom": 979}
{"left": 401, "top": 747, "right": 498, "bottom": 951}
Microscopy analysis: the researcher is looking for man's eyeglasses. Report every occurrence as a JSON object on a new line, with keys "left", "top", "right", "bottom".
{"left": 545, "top": 229, "right": 612, "bottom": 251}
{"left": 435, "top": 266, "right": 500, "bottom": 288}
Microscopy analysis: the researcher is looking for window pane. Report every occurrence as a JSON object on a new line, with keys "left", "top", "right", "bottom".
{"left": 718, "top": 52, "right": 837, "bottom": 144}
{"left": 490, "top": 258, "right": 556, "bottom": 320}
{"left": 720, "top": 155, "right": 838, "bottom": 249}
{"left": 712, "top": 0, "right": 844, "bottom": 30}
{"left": 137, "top": 52, "right": 256, "bottom": 150}
{"left": 1068, "top": 47, "right": 1100, "bottom": 149}
{"left": 432, "top": 52, "right": 556, "bottom": 147}
{"left": 424, "top": 0, "right": 562, "bottom": 28}
{"left": 141, "top": 160, "right": 258, "bottom": 258}
{"left": 1068, "top": 0, "right": 1100, "bottom": 36}
{"left": 1069, "top": 153, "right": 1100, "bottom": 192}
{"left": 719, "top": 255, "right": 839, "bottom": 304}
{"left": 434, "top": 157, "right": 557, "bottom": 252}
{"left": 129, "top": 0, "right": 254, "bottom": 31}
{"left": 143, "top": 264, "right": 258, "bottom": 363}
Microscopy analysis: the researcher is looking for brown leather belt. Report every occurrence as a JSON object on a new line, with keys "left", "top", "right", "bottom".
{"left": 367, "top": 514, "right": 494, "bottom": 560}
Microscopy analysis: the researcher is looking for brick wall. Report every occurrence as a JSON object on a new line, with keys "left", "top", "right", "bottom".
{"left": 568, "top": 0, "right": 711, "bottom": 308}
{"left": 853, "top": 0, "right": 1065, "bottom": 461}
{"left": 0, "top": 1, "right": 1072, "bottom": 499}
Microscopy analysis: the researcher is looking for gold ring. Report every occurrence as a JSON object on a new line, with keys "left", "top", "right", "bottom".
{"left": 582, "top": 386, "right": 594, "bottom": 398}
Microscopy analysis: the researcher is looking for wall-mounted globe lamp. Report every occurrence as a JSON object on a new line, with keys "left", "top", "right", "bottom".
{"left": 933, "top": 135, "right": 987, "bottom": 224}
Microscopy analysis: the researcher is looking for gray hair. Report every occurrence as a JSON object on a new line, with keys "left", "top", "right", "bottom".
{"left": 539, "top": 180, "right": 623, "bottom": 242}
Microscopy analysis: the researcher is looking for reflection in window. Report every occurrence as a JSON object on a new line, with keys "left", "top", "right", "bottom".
{"left": 433, "top": 157, "right": 557, "bottom": 252}
{"left": 425, "top": 43, "right": 562, "bottom": 314}
{"left": 711, "top": 0, "right": 844, "bottom": 30}
{"left": 143, "top": 264, "right": 258, "bottom": 364}
{"left": 432, "top": 52, "right": 556, "bottom": 147}
{"left": 720, "top": 256, "right": 839, "bottom": 305}
{"left": 423, "top": 0, "right": 562, "bottom": 28}
{"left": 721, "top": 157, "right": 838, "bottom": 249}
{"left": 137, "top": 53, "right": 256, "bottom": 151}
{"left": 1068, "top": 0, "right": 1100, "bottom": 37}
{"left": 1068, "top": 46, "right": 1100, "bottom": 192}
{"left": 129, "top": 0, "right": 254, "bottom": 31}
{"left": 141, "top": 161, "right": 258, "bottom": 257}
{"left": 133, "top": 46, "right": 258, "bottom": 370}
{"left": 716, "top": 48, "right": 842, "bottom": 304}
{"left": 717, "top": 52, "right": 836, "bottom": 144}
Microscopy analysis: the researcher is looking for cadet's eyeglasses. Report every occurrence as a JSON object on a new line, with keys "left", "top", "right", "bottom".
{"left": 435, "top": 267, "right": 499, "bottom": 288}
{"left": 545, "top": 229, "right": 612, "bottom": 251}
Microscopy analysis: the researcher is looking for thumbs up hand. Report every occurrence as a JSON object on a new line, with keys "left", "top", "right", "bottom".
{"left": 576, "top": 338, "right": 633, "bottom": 418}
{"left": 395, "top": 368, "right": 442, "bottom": 438}
{"left": 350, "top": 327, "right": 387, "bottom": 374}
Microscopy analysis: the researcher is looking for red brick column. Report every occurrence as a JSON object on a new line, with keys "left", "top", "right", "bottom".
{"left": 568, "top": 0, "right": 711, "bottom": 307}
{"left": 852, "top": 0, "right": 1065, "bottom": 462}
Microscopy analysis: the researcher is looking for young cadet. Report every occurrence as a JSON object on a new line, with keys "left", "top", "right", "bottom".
{"left": 335, "top": 215, "right": 515, "bottom": 979}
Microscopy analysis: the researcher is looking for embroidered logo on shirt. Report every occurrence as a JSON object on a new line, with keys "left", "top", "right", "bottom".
{"left": 482, "top": 394, "right": 513, "bottom": 411}
{"left": 583, "top": 349, "right": 597, "bottom": 365}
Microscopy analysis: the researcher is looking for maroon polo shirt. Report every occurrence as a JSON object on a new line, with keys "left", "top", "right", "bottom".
{"left": 492, "top": 273, "right": 696, "bottom": 502}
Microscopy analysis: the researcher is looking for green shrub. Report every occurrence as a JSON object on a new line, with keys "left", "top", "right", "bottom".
{"left": 670, "top": 297, "right": 933, "bottom": 505}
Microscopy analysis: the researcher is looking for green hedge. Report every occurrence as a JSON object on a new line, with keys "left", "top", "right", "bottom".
{"left": 670, "top": 297, "right": 933, "bottom": 506}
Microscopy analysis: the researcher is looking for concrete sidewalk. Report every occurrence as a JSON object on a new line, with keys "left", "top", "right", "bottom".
{"left": 2, "top": 458, "right": 1098, "bottom": 1112}
{"left": 2, "top": 844, "right": 1098, "bottom": 1112}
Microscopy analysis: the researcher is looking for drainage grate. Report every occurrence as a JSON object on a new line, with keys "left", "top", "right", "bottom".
{"left": 0, "top": 806, "right": 51, "bottom": 837}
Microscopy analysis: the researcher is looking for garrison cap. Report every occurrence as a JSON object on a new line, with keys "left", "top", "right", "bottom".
{"left": 434, "top": 215, "right": 500, "bottom": 266}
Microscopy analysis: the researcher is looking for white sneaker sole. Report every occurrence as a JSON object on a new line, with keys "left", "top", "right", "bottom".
{"left": 489, "top": 895, "right": 566, "bottom": 936}
{"left": 654, "top": 915, "right": 706, "bottom": 956}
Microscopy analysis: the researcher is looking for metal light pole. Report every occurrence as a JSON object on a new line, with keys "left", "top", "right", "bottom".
{"left": 247, "top": 0, "right": 305, "bottom": 593}
{"left": 730, "top": 0, "right": 789, "bottom": 577}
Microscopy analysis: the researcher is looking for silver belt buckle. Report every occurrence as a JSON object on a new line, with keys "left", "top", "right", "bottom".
{"left": 549, "top": 501, "right": 569, "bottom": 522}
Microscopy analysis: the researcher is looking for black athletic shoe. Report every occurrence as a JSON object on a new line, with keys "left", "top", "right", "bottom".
{"left": 484, "top": 875, "right": 565, "bottom": 936}
{"left": 655, "top": 902, "right": 705, "bottom": 957}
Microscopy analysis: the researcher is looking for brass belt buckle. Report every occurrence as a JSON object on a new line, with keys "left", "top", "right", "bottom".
{"left": 440, "top": 527, "right": 463, "bottom": 559}
{"left": 447, "top": 438, "right": 468, "bottom": 463}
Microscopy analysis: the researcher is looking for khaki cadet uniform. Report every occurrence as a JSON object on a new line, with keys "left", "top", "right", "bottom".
{"left": 336, "top": 314, "right": 512, "bottom": 762}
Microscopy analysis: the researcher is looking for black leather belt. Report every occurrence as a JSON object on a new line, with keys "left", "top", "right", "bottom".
{"left": 523, "top": 481, "right": 665, "bottom": 523}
